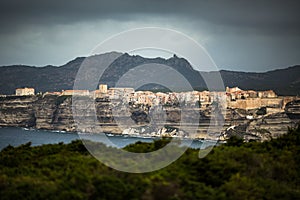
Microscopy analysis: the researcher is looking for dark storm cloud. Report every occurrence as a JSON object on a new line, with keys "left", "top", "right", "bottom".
{"left": 0, "top": 0, "right": 299, "bottom": 71}
{"left": 0, "top": 0, "right": 299, "bottom": 34}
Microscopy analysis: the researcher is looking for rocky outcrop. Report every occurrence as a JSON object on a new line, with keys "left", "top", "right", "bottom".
{"left": 0, "top": 96, "right": 37, "bottom": 127}
{"left": 285, "top": 100, "right": 300, "bottom": 120}
{"left": 222, "top": 110, "right": 298, "bottom": 141}
{"left": 247, "top": 112, "right": 294, "bottom": 138}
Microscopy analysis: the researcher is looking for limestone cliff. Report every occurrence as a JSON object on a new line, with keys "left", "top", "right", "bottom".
{"left": 222, "top": 103, "right": 300, "bottom": 141}
{"left": 0, "top": 96, "right": 37, "bottom": 127}
{"left": 285, "top": 100, "right": 300, "bottom": 120}
{"left": 0, "top": 95, "right": 299, "bottom": 141}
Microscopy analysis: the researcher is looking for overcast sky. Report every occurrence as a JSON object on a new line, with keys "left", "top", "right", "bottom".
{"left": 0, "top": 0, "right": 299, "bottom": 72}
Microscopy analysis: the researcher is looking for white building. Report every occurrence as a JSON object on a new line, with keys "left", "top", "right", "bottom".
{"left": 15, "top": 87, "right": 35, "bottom": 96}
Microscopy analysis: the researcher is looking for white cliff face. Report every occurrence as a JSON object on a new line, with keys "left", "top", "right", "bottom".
{"left": 122, "top": 128, "right": 139, "bottom": 135}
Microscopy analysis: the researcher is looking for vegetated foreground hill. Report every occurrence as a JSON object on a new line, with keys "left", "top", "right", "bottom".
{"left": 0, "top": 52, "right": 299, "bottom": 95}
{"left": 0, "top": 125, "right": 300, "bottom": 199}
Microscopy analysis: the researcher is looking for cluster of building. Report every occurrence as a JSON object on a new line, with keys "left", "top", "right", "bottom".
{"left": 224, "top": 86, "right": 284, "bottom": 111}
{"left": 14, "top": 84, "right": 290, "bottom": 112}
{"left": 225, "top": 87, "right": 277, "bottom": 100}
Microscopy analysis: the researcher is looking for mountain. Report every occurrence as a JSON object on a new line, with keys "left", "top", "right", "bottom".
{"left": 219, "top": 67, "right": 300, "bottom": 96}
{"left": 0, "top": 52, "right": 299, "bottom": 95}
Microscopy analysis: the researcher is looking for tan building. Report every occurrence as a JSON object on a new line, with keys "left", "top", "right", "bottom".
{"left": 199, "top": 91, "right": 210, "bottom": 102}
{"left": 92, "top": 90, "right": 107, "bottom": 98}
{"left": 154, "top": 92, "right": 168, "bottom": 105}
{"left": 108, "top": 87, "right": 135, "bottom": 99}
{"left": 15, "top": 87, "right": 35, "bottom": 96}
{"left": 258, "top": 90, "right": 277, "bottom": 98}
{"left": 226, "top": 87, "right": 266, "bottom": 101}
{"left": 226, "top": 86, "right": 242, "bottom": 93}
{"left": 137, "top": 94, "right": 152, "bottom": 105}
{"left": 227, "top": 98, "right": 283, "bottom": 110}
{"left": 246, "top": 90, "right": 258, "bottom": 98}
{"left": 44, "top": 91, "right": 62, "bottom": 96}
{"left": 99, "top": 84, "right": 108, "bottom": 94}
{"left": 62, "top": 90, "right": 89, "bottom": 96}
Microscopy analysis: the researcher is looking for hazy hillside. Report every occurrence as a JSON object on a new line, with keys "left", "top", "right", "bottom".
{"left": 0, "top": 52, "right": 299, "bottom": 95}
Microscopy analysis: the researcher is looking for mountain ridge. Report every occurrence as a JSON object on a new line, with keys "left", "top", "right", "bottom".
{"left": 0, "top": 52, "right": 299, "bottom": 95}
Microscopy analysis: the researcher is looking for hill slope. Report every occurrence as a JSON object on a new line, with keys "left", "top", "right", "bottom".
{"left": 0, "top": 52, "right": 299, "bottom": 95}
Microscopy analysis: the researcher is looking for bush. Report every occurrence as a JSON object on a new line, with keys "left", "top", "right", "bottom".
{"left": 0, "top": 126, "right": 300, "bottom": 199}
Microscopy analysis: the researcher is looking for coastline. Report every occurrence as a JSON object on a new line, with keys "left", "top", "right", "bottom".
{"left": 0, "top": 125, "right": 211, "bottom": 141}
{"left": 0, "top": 126, "right": 221, "bottom": 151}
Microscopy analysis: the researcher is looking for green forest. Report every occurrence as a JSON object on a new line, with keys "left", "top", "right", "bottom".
{"left": 1, "top": 126, "right": 300, "bottom": 200}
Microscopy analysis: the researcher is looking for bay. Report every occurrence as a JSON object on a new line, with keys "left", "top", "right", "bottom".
{"left": 0, "top": 127, "right": 218, "bottom": 150}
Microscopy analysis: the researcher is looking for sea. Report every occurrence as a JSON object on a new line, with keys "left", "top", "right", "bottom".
{"left": 0, "top": 127, "right": 220, "bottom": 150}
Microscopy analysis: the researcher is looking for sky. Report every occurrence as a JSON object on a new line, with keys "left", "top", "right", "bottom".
{"left": 0, "top": 0, "right": 299, "bottom": 72}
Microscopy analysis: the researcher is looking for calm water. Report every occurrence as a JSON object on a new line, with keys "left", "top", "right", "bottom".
{"left": 0, "top": 127, "right": 217, "bottom": 150}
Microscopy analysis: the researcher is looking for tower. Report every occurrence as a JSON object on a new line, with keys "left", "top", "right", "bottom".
{"left": 99, "top": 84, "right": 108, "bottom": 93}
